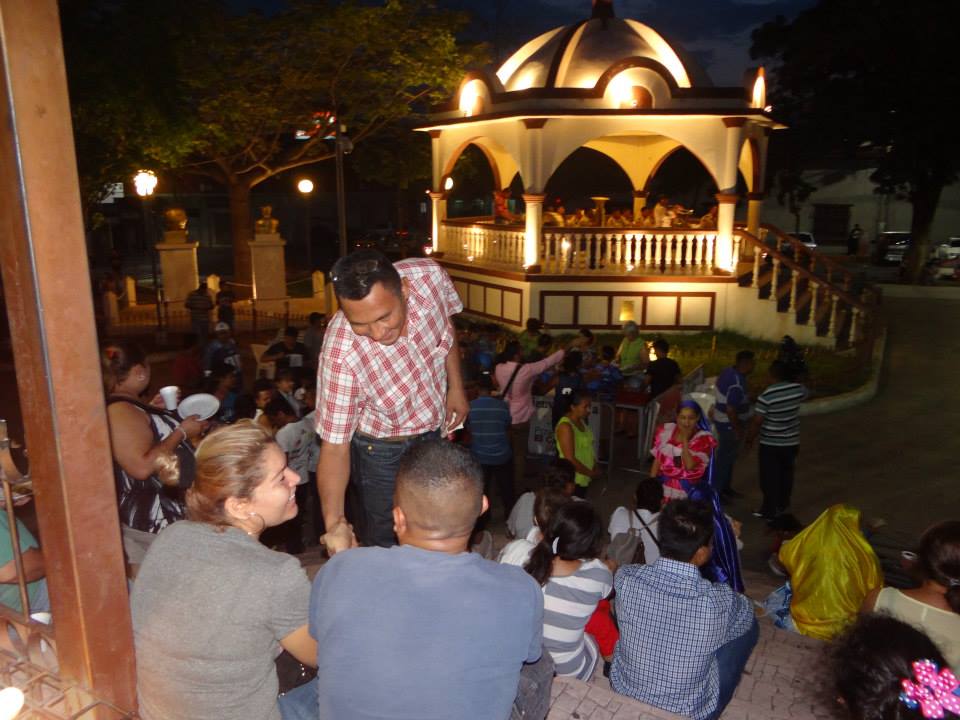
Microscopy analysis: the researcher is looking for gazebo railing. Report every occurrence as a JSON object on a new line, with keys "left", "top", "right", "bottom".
{"left": 438, "top": 218, "right": 723, "bottom": 275}
{"left": 540, "top": 227, "right": 718, "bottom": 274}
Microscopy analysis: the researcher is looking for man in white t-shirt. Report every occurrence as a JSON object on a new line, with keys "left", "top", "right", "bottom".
{"left": 507, "top": 458, "right": 576, "bottom": 540}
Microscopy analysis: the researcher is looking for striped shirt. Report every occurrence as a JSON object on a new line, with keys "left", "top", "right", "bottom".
{"left": 542, "top": 559, "right": 613, "bottom": 680}
{"left": 755, "top": 381, "right": 808, "bottom": 446}
{"left": 466, "top": 395, "right": 512, "bottom": 465}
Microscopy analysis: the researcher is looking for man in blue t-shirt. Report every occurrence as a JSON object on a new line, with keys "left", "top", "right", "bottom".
{"left": 465, "top": 374, "right": 513, "bottom": 525}
{"left": 712, "top": 350, "right": 755, "bottom": 499}
{"left": 310, "top": 439, "right": 547, "bottom": 720}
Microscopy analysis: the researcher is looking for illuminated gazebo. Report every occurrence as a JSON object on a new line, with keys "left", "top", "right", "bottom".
{"left": 419, "top": 2, "right": 780, "bottom": 275}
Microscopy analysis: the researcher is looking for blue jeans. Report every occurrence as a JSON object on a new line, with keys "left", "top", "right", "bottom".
{"left": 713, "top": 426, "right": 740, "bottom": 495}
{"left": 350, "top": 430, "right": 440, "bottom": 547}
{"left": 709, "top": 617, "right": 759, "bottom": 720}
{"left": 278, "top": 678, "right": 318, "bottom": 720}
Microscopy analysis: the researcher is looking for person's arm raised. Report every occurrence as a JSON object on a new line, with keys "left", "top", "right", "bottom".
{"left": 316, "top": 441, "right": 357, "bottom": 555}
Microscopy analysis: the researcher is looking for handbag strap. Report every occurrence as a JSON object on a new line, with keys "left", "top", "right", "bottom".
{"left": 633, "top": 509, "right": 661, "bottom": 548}
{"left": 501, "top": 363, "right": 523, "bottom": 400}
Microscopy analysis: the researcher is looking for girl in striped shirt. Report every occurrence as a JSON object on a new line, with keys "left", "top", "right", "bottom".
{"left": 524, "top": 502, "right": 615, "bottom": 680}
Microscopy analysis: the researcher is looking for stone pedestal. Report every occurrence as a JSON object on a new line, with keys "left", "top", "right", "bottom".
{"left": 156, "top": 231, "right": 199, "bottom": 304}
{"left": 250, "top": 233, "right": 288, "bottom": 312}
{"left": 123, "top": 275, "right": 137, "bottom": 307}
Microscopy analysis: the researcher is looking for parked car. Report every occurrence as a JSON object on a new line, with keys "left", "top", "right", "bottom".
{"left": 879, "top": 231, "right": 913, "bottom": 264}
{"left": 935, "top": 237, "right": 960, "bottom": 260}
{"left": 788, "top": 231, "right": 817, "bottom": 249}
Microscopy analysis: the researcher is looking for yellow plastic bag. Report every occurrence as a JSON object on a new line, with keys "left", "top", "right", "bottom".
{"left": 778, "top": 504, "right": 882, "bottom": 641}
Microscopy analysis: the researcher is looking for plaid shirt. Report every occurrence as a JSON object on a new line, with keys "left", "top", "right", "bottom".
{"left": 316, "top": 259, "right": 463, "bottom": 444}
{"left": 610, "top": 558, "right": 755, "bottom": 720}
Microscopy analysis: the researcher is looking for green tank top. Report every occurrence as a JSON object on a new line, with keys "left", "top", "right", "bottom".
{"left": 555, "top": 416, "right": 595, "bottom": 487}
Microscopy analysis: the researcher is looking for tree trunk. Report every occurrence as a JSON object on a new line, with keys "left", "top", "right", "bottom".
{"left": 904, "top": 180, "right": 944, "bottom": 283}
{"left": 228, "top": 181, "right": 254, "bottom": 296}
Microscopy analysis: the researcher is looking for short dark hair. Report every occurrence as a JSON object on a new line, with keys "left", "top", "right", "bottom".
{"left": 579, "top": 328, "right": 594, "bottom": 341}
{"left": 834, "top": 615, "right": 948, "bottom": 720}
{"left": 253, "top": 378, "right": 275, "bottom": 395}
{"left": 561, "top": 351, "right": 582, "bottom": 373}
{"left": 918, "top": 520, "right": 960, "bottom": 614}
{"left": 330, "top": 249, "right": 402, "bottom": 301}
{"left": 284, "top": 326, "right": 299, "bottom": 338}
{"left": 533, "top": 487, "right": 571, "bottom": 538}
{"left": 635, "top": 478, "right": 664, "bottom": 513}
{"left": 735, "top": 350, "right": 755, "bottom": 365}
{"left": 537, "top": 333, "right": 553, "bottom": 349}
{"left": 601, "top": 345, "right": 616, "bottom": 361}
{"left": 264, "top": 397, "right": 296, "bottom": 419}
{"left": 395, "top": 439, "right": 484, "bottom": 535}
{"left": 658, "top": 499, "right": 714, "bottom": 562}
{"left": 526, "top": 318, "right": 542, "bottom": 332}
{"left": 476, "top": 374, "right": 494, "bottom": 392}
{"left": 276, "top": 368, "right": 295, "bottom": 383}
{"left": 542, "top": 458, "right": 576, "bottom": 489}
{"left": 308, "top": 312, "right": 323, "bottom": 324}
{"left": 653, "top": 338, "right": 670, "bottom": 354}
{"left": 769, "top": 359, "right": 789, "bottom": 381}
{"left": 500, "top": 340, "right": 522, "bottom": 363}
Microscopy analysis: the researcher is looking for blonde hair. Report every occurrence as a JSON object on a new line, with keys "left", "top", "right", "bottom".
{"left": 185, "top": 421, "right": 276, "bottom": 529}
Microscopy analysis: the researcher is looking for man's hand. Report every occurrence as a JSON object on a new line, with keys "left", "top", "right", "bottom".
{"left": 444, "top": 386, "right": 469, "bottom": 434}
{"left": 321, "top": 518, "right": 358, "bottom": 556}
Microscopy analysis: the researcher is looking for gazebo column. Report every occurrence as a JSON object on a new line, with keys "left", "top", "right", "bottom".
{"left": 429, "top": 191, "right": 447, "bottom": 255}
{"left": 632, "top": 190, "right": 649, "bottom": 221}
{"left": 746, "top": 191, "right": 765, "bottom": 237}
{"left": 523, "top": 193, "right": 545, "bottom": 271}
{"left": 716, "top": 117, "right": 747, "bottom": 271}
{"left": 716, "top": 193, "right": 739, "bottom": 272}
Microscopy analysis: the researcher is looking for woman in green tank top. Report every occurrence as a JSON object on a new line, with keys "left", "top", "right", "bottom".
{"left": 555, "top": 390, "right": 600, "bottom": 497}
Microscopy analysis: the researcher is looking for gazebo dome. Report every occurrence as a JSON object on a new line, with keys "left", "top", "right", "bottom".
{"left": 495, "top": 16, "right": 710, "bottom": 94}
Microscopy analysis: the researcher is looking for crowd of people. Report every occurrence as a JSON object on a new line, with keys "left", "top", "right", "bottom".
{"left": 541, "top": 194, "right": 719, "bottom": 230}
{"left": 58, "top": 248, "right": 959, "bottom": 720}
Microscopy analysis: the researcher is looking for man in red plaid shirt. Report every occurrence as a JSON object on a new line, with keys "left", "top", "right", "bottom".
{"left": 315, "top": 250, "right": 468, "bottom": 553}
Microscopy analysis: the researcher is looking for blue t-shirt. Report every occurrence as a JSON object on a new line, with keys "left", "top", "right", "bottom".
{"left": 713, "top": 366, "right": 752, "bottom": 430}
{"left": 310, "top": 544, "right": 543, "bottom": 720}
{"left": 467, "top": 395, "right": 512, "bottom": 465}
{"left": 586, "top": 362, "right": 624, "bottom": 402}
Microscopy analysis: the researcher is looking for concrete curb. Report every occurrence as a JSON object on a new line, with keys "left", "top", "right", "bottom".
{"left": 799, "top": 329, "right": 886, "bottom": 416}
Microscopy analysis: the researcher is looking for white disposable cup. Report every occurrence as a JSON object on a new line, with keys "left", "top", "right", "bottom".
{"left": 159, "top": 386, "right": 179, "bottom": 411}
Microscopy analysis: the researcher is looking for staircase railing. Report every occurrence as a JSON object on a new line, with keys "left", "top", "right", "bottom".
{"left": 735, "top": 228, "right": 880, "bottom": 348}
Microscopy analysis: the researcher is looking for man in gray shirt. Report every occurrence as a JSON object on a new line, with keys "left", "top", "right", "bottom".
{"left": 310, "top": 439, "right": 547, "bottom": 720}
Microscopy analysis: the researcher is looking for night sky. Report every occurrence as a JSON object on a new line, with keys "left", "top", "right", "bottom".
{"left": 231, "top": 0, "right": 817, "bottom": 85}
{"left": 442, "top": 0, "right": 816, "bottom": 85}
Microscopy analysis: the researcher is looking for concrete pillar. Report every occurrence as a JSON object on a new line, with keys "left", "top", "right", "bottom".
{"left": 324, "top": 281, "right": 339, "bottom": 316}
{"left": 429, "top": 191, "right": 446, "bottom": 254}
{"left": 156, "top": 237, "right": 199, "bottom": 304}
{"left": 102, "top": 289, "right": 119, "bottom": 326}
{"left": 430, "top": 130, "right": 443, "bottom": 192}
{"left": 632, "top": 190, "right": 649, "bottom": 222}
{"left": 312, "top": 270, "right": 325, "bottom": 299}
{"left": 746, "top": 192, "right": 765, "bottom": 237}
{"left": 250, "top": 231, "right": 288, "bottom": 312}
{"left": 523, "top": 193, "right": 545, "bottom": 271}
{"left": 123, "top": 275, "right": 137, "bottom": 307}
{"left": 715, "top": 193, "right": 739, "bottom": 272}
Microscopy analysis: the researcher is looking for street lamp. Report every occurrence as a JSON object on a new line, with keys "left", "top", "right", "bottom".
{"left": 297, "top": 178, "right": 314, "bottom": 270}
{"left": 333, "top": 119, "right": 353, "bottom": 258}
{"left": 133, "top": 170, "right": 161, "bottom": 332}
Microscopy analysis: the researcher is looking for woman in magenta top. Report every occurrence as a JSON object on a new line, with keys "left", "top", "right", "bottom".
{"left": 494, "top": 341, "right": 565, "bottom": 425}
{"left": 649, "top": 403, "right": 717, "bottom": 501}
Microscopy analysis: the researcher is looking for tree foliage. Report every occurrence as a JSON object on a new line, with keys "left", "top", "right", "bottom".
{"left": 63, "top": 0, "right": 482, "bottom": 279}
{"left": 751, "top": 0, "right": 960, "bottom": 279}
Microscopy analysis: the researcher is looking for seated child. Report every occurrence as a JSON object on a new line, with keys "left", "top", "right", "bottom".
{"left": 499, "top": 487, "right": 570, "bottom": 567}
{"left": 608, "top": 478, "right": 664, "bottom": 565}
{"left": 611, "top": 499, "right": 758, "bottom": 720}
{"left": 524, "top": 502, "right": 614, "bottom": 681}
{"left": 508, "top": 458, "right": 576, "bottom": 540}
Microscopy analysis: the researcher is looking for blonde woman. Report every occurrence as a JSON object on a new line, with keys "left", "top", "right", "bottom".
{"left": 131, "top": 422, "right": 317, "bottom": 720}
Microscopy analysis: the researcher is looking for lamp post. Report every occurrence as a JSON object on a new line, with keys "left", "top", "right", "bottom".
{"left": 133, "top": 170, "right": 160, "bottom": 331}
{"left": 297, "top": 178, "right": 314, "bottom": 271}
{"left": 334, "top": 120, "right": 353, "bottom": 258}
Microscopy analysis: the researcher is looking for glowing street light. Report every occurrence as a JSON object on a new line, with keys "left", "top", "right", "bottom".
{"left": 443, "top": 176, "right": 454, "bottom": 192}
{"left": 133, "top": 170, "right": 158, "bottom": 198}
{"left": 297, "top": 178, "right": 314, "bottom": 195}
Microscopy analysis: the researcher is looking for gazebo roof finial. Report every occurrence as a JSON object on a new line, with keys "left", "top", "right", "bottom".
{"left": 591, "top": 0, "right": 615, "bottom": 20}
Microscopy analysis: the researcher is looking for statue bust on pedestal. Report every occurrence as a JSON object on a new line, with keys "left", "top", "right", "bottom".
{"left": 254, "top": 205, "right": 280, "bottom": 237}
{"left": 161, "top": 207, "right": 189, "bottom": 243}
